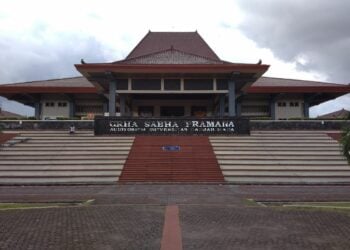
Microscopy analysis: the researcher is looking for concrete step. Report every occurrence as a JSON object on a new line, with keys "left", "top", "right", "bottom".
{"left": 0, "top": 160, "right": 126, "bottom": 165}
{"left": 220, "top": 164, "right": 350, "bottom": 169}
{"left": 217, "top": 159, "right": 348, "bottom": 165}
{"left": 224, "top": 176, "right": 350, "bottom": 184}
{"left": 248, "top": 135, "right": 331, "bottom": 138}
{"left": 220, "top": 165, "right": 350, "bottom": 170}
{"left": 214, "top": 150, "right": 343, "bottom": 155}
{"left": 211, "top": 143, "right": 340, "bottom": 147}
{"left": 210, "top": 141, "right": 337, "bottom": 144}
{"left": 7, "top": 130, "right": 93, "bottom": 133}
{"left": 211, "top": 146, "right": 341, "bottom": 151}
{"left": 0, "top": 165, "right": 124, "bottom": 170}
{"left": 24, "top": 140, "right": 134, "bottom": 144}
{"left": 210, "top": 136, "right": 333, "bottom": 142}
{"left": 0, "top": 155, "right": 129, "bottom": 160}
{"left": 13, "top": 143, "right": 133, "bottom": 147}
{"left": 15, "top": 136, "right": 134, "bottom": 141}
{"left": 18, "top": 134, "right": 94, "bottom": 137}
{"left": 0, "top": 147, "right": 131, "bottom": 151}
{"left": 0, "top": 177, "right": 118, "bottom": 184}
{"left": 0, "top": 150, "right": 130, "bottom": 155}
{"left": 0, "top": 170, "right": 121, "bottom": 177}
{"left": 251, "top": 130, "right": 334, "bottom": 134}
{"left": 0, "top": 147, "right": 129, "bottom": 155}
{"left": 222, "top": 170, "right": 350, "bottom": 176}
{"left": 215, "top": 155, "right": 345, "bottom": 160}
{"left": 212, "top": 135, "right": 330, "bottom": 138}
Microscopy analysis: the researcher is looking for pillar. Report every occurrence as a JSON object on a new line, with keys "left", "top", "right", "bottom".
{"left": 228, "top": 80, "right": 236, "bottom": 117}
{"left": 69, "top": 101, "right": 75, "bottom": 118}
{"left": 219, "top": 94, "right": 225, "bottom": 117}
{"left": 304, "top": 101, "right": 310, "bottom": 118}
{"left": 109, "top": 80, "right": 116, "bottom": 116}
{"left": 34, "top": 102, "right": 41, "bottom": 120}
{"left": 120, "top": 95, "right": 126, "bottom": 116}
{"left": 270, "top": 97, "right": 276, "bottom": 120}
{"left": 236, "top": 101, "right": 242, "bottom": 116}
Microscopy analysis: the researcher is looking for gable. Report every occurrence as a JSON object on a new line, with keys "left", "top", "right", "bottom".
{"left": 125, "top": 31, "right": 220, "bottom": 61}
{"left": 116, "top": 49, "right": 224, "bottom": 64}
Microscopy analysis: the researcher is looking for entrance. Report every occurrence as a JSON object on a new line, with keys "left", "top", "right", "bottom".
{"left": 160, "top": 106, "right": 185, "bottom": 117}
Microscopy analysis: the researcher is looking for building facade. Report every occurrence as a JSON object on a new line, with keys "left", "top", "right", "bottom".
{"left": 0, "top": 31, "right": 349, "bottom": 120}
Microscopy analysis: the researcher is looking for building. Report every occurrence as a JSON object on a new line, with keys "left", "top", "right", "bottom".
{"left": 318, "top": 108, "right": 350, "bottom": 119}
{"left": 0, "top": 108, "right": 22, "bottom": 118}
{"left": 0, "top": 31, "right": 349, "bottom": 120}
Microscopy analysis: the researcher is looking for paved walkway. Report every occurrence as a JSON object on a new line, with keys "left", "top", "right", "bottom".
{"left": 1, "top": 185, "right": 350, "bottom": 249}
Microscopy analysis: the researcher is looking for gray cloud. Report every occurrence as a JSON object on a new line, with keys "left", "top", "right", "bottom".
{"left": 0, "top": 28, "right": 111, "bottom": 84}
{"left": 0, "top": 25, "right": 116, "bottom": 115}
{"left": 237, "top": 0, "right": 350, "bottom": 83}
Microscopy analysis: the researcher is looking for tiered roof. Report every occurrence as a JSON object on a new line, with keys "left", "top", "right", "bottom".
{"left": 0, "top": 76, "right": 348, "bottom": 94}
{"left": 124, "top": 31, "right": 220, "bottom": 61}
{"left": 0, "top": 31, "right": 349, "bottom": 95}
{"left": 318, "top": 109, "right": 350, "bottom": 119}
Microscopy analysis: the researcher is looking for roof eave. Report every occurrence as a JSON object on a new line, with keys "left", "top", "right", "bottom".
{"left": 0, "top": 86, "right": 97, "bottom": 94}
{"left": 247, "top": 86, "right": 350, "bottom": 93}
{"left": 74, "top": 63, "right": 270, "bottom": 75}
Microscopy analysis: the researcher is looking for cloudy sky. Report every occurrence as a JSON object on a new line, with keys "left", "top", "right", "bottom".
{"left": 0, "top": 0, "right": 349, "bottom": 116}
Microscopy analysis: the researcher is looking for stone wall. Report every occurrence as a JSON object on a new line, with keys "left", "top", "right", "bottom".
{"left": 250, "top": 120, "right": 350, "bottom": 130}
{"left": 0, "top": 120, "right": 94, "bottom": 130}
{"left": 0, "top": 119, "right": 349, "bottom": 131}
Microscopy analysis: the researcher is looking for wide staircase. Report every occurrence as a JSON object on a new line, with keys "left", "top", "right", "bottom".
{"left": 1, "top": 130, "right": 349, "bottom": 185}
{"left": 210, "top": 131, "right": 350, "bottom": 184}
{"left": 0, "top": 131, "right": 134, "bottom": 184}
{"left": 119, "top": 136, "right": 224, "bottom": 182}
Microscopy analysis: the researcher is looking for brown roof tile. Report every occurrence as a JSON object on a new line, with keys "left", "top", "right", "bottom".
{"left": 318, "top": 109, "right": 350, "bottom": 119}
{"left": 248, "top": 77, "right": 350, "bottom": 93}
{"left": 125, "top": 31, "right": 221, "bottom": 61}
{"left": 0, "top": 77, "right": 92, "bottom": 88}
{"left": 253, "top": 77, "right": 346, "bottom": 87}
{"left": 0, "top": 109, "right": 22, "bottom": 117}
{"left": 1, "top": 76, "right": 349, "bottom": 95}
{"left": 115, "top": 48, "right": 224, "bottom": 64}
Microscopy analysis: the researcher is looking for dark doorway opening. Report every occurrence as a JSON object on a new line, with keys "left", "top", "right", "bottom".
{"left": 160, "top": 106, "right": 185, "bottom": 117}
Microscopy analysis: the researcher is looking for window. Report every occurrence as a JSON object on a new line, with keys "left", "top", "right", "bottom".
{"left": 164, "top": 79, "right": 181, "bottom": 90}
{"left": 116, "top": 79, "right": 128, "bottom": 90}
{"left": 58, "top": 102, "right": 67, "bottom": 107}
{"left": 289, "top": 102, "right": 299, "bottom": 107}
{"left": 184, "top": 79, "right": 213, "bottom": 90}
{"left": 277, "top": 102, "right": 286, "bottom": 107}
{"left": 45, "top": 102, "right": 55, "bottom": 107}
{"left": 216, "top": 79, "right": 228, "bottom": 90}
{"left": 132, "top": 79, "right": 161, "bottom": 90}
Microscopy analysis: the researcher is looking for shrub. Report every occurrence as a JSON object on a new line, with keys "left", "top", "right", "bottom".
{"left": 341, "top": 127, "right": 350, "bottom": 163}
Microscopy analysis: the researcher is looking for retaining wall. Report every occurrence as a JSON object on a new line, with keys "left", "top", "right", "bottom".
{"left": 0, "top": 120, "right": 349, "bottom": 131}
